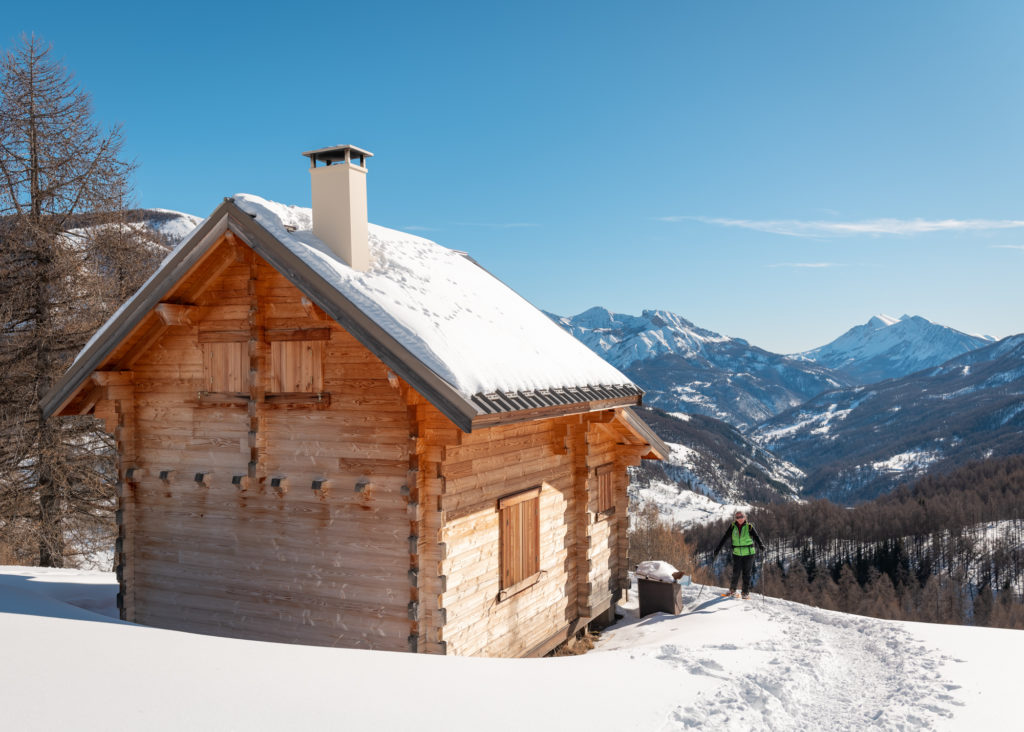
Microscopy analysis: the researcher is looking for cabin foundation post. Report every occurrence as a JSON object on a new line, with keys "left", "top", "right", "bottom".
{"left": 405, "top": 394, "right": 449, "bottom": 654}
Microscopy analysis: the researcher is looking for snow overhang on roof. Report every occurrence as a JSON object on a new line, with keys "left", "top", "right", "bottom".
{"left": 42, "top": 196, "right": 650, "bottom": 435}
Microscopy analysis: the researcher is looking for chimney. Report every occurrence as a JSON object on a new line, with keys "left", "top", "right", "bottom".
{"left": 302, "top": 145, "right": 374, "bottom": 271}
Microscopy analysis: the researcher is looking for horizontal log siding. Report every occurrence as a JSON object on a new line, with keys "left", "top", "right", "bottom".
{"left": 124, "top": 248, "right": 412, "bottom": 651}
{"left": 582, "top": 424, "right": 621, "bottom": 615}
{"left": 437, "top": 418, "right": 578, "bottom": 657}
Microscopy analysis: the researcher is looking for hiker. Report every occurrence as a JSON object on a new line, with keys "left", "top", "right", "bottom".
{"left": 714, "top": 510, "right": 766, "bottom": 599}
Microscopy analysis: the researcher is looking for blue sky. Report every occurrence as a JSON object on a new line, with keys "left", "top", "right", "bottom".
{"left": 5, "top": 1, "right": 1024, "bottom": 353}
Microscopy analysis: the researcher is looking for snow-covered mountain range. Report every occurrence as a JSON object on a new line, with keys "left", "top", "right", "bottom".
{"left": 754, "top": 333, "right": 1024, "bottom": 501}
{"left": 553, "top": 306, "right": 1020, "bottom": 503}
{"left": 794, "top": 313, "right": 994, "bottom": 384}
{"left": 549, "top": 307, "right": 847, "bottom": 429}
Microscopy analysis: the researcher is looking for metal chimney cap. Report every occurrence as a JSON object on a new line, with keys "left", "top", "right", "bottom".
{"left": 302, "top": 145, "right": 374, "bottom": 166}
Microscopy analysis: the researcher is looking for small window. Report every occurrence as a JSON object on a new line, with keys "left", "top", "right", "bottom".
{"left": 269, "top": 340, "right": 324, "bottom": 393}
{"left": 498, "top": 487, "right": 541, "bottom": 599}
{"left": 202, "top": 341, "right": 248, "bottom": 394}
{"left": 596, "top": 464, "right": 615, "bottom": 514}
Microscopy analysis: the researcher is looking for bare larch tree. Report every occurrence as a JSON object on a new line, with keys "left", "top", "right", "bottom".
{"left": 0, "top": 35, "right": 161, "bottom": 566}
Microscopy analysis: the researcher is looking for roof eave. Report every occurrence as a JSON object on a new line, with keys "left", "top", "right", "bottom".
{"left": 469, "top": 393, "right": 642, "bottom": 430}
{"left": 616, "top": 406, "right": 670, "bottom": 460}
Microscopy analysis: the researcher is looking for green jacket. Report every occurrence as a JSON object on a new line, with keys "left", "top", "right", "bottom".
{"left": 715, "top": 521, "right": 766, "bottom": 557}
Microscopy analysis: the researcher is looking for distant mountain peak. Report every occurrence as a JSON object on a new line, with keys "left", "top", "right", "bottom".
{"left": 868, "top": 314, "right": 902, "bottom": 328}
{"left": 553, "top": 308, "right": 730, "bottom": 367}
{"left": 797, "top": 314, "right": 994, "bottom": 384}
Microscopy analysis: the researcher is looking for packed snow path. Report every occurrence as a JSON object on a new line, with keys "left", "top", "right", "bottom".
{"left": 600, "top": 587, "right": 965, "bottom": 730}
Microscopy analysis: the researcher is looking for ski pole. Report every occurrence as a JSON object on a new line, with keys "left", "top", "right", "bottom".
{"left": 692, "top": 579, "right": 707, "bottom": 605}
{"left": 684, "top": 555, "right": 712, "bottom": 611}
{"left": 759, "top": 549, "right": 769, "bottom": 606}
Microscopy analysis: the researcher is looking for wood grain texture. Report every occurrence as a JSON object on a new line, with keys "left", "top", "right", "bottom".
{"left": 122, "top": 250, "right": 413, "bottom": 650}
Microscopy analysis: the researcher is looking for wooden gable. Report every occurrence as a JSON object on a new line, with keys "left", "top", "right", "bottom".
{"left": 89, "top": 233, "right": 422, "bottom": 648}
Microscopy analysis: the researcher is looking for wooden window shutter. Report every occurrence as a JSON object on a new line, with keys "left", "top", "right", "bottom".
{"left": 269, "top": 340, "right": 324, "bottom": 393}
{"left": 202, "top": 341, "right": 248, "bottom": 393}
{"left": 499, "top": 487, "right": 541, "bottom": 595}
{"left": 596, "top": 463, "right": 615, "bottom": 514}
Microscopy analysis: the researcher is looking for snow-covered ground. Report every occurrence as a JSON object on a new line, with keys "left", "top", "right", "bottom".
{"left": 1, "top": 566, "right": 1017, "bottom": 730}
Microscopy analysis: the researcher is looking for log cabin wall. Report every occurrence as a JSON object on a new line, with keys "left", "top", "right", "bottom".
{"left": 112, "top": 241, "right": 415, "bottom": 650}
{"left": 578, "top": 420, "right": 631, "bottom": 621}
{"left": 429, "top": 411, "right": 639, "bottom": 657}
{"left": 435, "top": 416, "right": 575, "bottom": 657}
{"left": 79, "top": 234, "right": 654, "bottom": 657}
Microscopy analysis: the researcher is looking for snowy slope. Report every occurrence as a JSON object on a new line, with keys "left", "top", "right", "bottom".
{"left": 138, "top": 208, "right": 203, "bottom": 243}
{"left": 0, "top": 566, "right": 1014, "bottom": 731}
{"left": 629, "top": 471, "right": 753, "bottom": 528}
{"left": 60, "top": 208, "right": 201, "bottom": 248}
{"left": 796, "top": 314, "right": 994, "bottom": 384}
{"left": 627, "top": 408, "right": 803, "bottom": 522}
{"left": 551, "top": 307, "right": 848, "bottom": 429}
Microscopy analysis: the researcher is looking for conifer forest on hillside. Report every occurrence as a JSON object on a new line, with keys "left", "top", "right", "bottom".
{"left": 680, "top": 456, "right": 1024, "bottom": 628}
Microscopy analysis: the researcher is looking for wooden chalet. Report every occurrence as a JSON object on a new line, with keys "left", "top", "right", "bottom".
{"left": 42, "top": 145, "right": 668, "bottom": 657}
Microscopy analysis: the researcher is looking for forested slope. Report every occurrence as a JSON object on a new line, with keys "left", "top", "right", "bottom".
{"left": 686, "top": 456, "right": 1024, "bottom": 627}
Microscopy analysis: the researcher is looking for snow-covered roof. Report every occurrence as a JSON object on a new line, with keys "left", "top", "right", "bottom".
{"left": 44, "top": 194, "right": 651, "bottom": 436}
{"left": 233, "top": 194, "right": 633, "bottom": 397}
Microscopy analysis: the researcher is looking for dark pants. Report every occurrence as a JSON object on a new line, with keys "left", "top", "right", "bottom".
{"left": 729, "top": 554, "right": 755, "bottom": 594}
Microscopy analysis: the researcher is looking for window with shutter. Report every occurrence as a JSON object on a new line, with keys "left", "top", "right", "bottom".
{"left": 498, "top": 487, "right": 541, "bottom": 600}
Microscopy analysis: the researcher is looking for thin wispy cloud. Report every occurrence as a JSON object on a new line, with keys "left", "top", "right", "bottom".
{"left": 991, "top": 244, "right": 1024, "bottom": 250}
{"left": 766, "top": 262, "right": 844, "bottom": 269}
{"left": 404, "top": 222, "right": 540, "bottom": 232}
{"left": 454, "top": 222, "right": 539, "bottom": 229}
{"left": 660, "top": 215, "right": 1024, "bottom": 238}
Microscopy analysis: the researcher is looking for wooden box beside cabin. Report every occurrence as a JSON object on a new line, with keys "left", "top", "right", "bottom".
{"left": 45, "top": 202, "right": 666, "bottom": 657}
